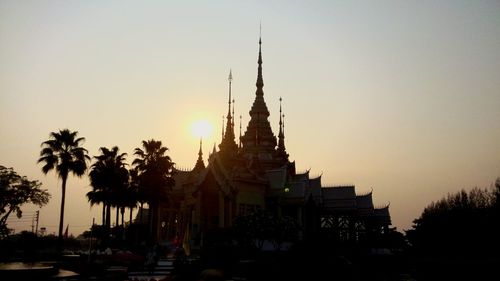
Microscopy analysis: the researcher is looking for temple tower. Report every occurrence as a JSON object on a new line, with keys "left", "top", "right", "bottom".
{"left": 241, "top": 36, "right": 277, "bottom": 160}
{"left": 218, "top": 70, "right": 238, "bottom": 158}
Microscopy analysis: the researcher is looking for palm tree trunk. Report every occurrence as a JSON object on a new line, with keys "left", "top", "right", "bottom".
{"left": 102, "top": 204, "right": 106, "bottom": 226}
{"left": 140, "top": 202, "right": 144, "bottom": 225}
{"left": 152, "top": 203, "right": 159, "bottom": 243}
{"left": 148, "top": 206, "right": 153, "bottom": 241}
{"left": 106, "top": 204, "right": 111, "bottom": 229}
{"left": 115, "top": 207, "right": 119, "bottom": 227}
{"left": 121, "top": 207, "right": 125, "bottom": 226}
{"left": 58, "top": 176, "right": 67, "bottom": 240}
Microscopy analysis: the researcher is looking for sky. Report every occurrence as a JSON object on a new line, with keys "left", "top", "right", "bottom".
{"left": 1, "top": 0, "right": 499, "bottom": 235}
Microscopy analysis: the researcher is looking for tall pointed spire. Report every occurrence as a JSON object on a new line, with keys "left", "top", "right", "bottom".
{"left": 277, "top": 97, "right": 288, "bottom": 160}
{"left": 241, "top": 28, "right": 277, "bottom": 156}
{"left": 256, "top": 32, "right": 264, "bottom": 94}
{"left": 221, "top": 115, "right": 225, "bottom": 141}
{"left": 239, "top": 115, "right": 242, "bottom": 148}
{"left": 219, "top": 70, "right": 238, "bottom": 156}
{"left": 228, "top": 69, "right": 233, "bottom": 120}
{"left": 194, "top": 138, "right": 205, "bottom": 170}
{"left": 278, "top": 97, "right": 284, "bottom": 139}
{"left": 199, "top": 138, "right": 203, "bottom": 157}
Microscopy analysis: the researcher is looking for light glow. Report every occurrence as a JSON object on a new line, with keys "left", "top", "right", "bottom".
{"left": 192, "top": 120, "right": 213, "bottom": 138}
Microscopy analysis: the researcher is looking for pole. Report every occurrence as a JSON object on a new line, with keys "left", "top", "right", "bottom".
{"left": 35, "top": 210, "right": 40, "bottom": 236}
{"left": 31, "top": 215, "right": 35, "bottom": 233}
{"left": 88, "top": 217, "right": 95, "bottom": 261}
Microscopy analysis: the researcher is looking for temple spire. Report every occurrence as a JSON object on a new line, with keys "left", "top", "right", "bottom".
{"left": 219, "top": 70, "right": 238, "bottom": 155}
{"left": 232, "top": 99, "right": 235, "bottom": 129}
{"left": 240, "top": 29, "right": 277, "bottom": 156}
{"left": 194, "top": 138, "right": 205, "bottom": 170}
{"left": 277, "top": 97, "right": 288, "bottom": 160}
{"left": 221, "top": 115, "right": 225, "bottom": 141}
{"left": 279, "top": 97, "right": 283, "bottom": 136}
{"left": 224, "top": 70, "right": 235, "bottom": 138}
{"left": 256, "top": 33, "right": 264, "bottom": 93}
{"left": 199, "top": 138, "right": 203, "bottom": 157}
{"left": 239, "top": 115, "right": 242, "bottom": 148}
{"left": 228, "top": 70, "right": 233, "bottom": 119}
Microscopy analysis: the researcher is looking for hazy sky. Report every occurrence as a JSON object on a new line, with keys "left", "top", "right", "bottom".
{"left": 1, "top": 0, "right": 499, "bottom": 235}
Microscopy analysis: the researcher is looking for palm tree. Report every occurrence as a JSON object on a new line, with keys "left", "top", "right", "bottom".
{"left": 132, "top": 139, "right": 175, "bottom": 242}
{"left": 129, "top": 167, "right": 147, "bottom": 225}
{"left": 86, "top": 188, "right": 107, "bottom": 226}
{"left": 38, "top": 129, "right": 90, "bottom": 239}
{"left": 88, "top": 146, "right": 129, "bottom": 230}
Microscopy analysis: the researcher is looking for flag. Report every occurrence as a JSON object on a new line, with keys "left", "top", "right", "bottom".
{"left": 64, "top": 224, "right": 69, "bottom": 238}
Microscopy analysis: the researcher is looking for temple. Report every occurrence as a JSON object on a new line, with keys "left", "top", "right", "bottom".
{"left": 157, "top": 36, "right": 391, "bottom": 249}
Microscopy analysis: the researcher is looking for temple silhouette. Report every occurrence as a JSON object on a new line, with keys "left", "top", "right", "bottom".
{"left": 156, "top": 36, "right": 391, "bottom": 249}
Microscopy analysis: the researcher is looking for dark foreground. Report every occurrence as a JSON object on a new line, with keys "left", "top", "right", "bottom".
{"left": 2, "top": 245, "right": 500, "bottom": 281}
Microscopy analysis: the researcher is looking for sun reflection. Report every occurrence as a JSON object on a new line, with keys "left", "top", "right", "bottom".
{"left": 192, "top": 120, "right": 213, "bottom": 138}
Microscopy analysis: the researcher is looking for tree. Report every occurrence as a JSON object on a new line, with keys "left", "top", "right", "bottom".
{"left": 87, "top": 146, "right": 129, "bottom": 230}
{"left": 132, "top": 139, "right": 175, "bottom": 242}
{"left": 406, "top": 185, "right": 498, "bottom": 256}
{"left": 0, "top": 166, "right": 50, "bottom": 238}
{"left": 38, "top": 129, "right": 90, "bottom": 240}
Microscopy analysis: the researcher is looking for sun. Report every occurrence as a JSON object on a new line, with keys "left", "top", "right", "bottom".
{"left": 192, "top": 119, "right": 213, "bottom": 138}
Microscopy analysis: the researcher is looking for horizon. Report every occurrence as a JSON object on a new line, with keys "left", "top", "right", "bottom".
{"left": 1, "top": 0, "right": 500, "bottom": 236}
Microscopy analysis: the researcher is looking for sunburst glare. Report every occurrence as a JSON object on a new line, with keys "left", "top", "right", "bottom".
{"left": 192, "top": 119, "right": 213, "bottom": 138}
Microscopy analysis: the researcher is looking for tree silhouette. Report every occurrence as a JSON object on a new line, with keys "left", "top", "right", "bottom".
{"left": 132, "top": 139, "right": 175, "bottom": 242}
{"left": 0, "top": 166, "right": 50, "bottom": 238}
{"left": 87, "top": 146, "right": 129, "bottom": 230}
{"left": 38, "top": 129, "right": 90, "bottom": 240}
{"left": 406, "top": 185, "right": 498, "bottom": 256}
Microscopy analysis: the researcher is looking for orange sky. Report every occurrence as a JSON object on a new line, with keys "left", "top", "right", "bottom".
{"left": 1, "top": 0, "right": 500, "bottom": 235}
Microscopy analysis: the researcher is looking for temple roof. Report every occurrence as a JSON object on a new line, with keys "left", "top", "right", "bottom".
{"left": 322, "top": 186, "right": 357, "bottom": 210}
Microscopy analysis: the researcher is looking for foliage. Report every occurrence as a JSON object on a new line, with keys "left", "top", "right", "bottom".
{"left": 87, "top": 146, "right": 130, "bottom": 228}
{"left": 132, "top": 139, "right": 175, "bottom": 204}
{"left": 38, "top": 129, "right": 90, "bottom": 180}
{"left": 132, "top": 139, "right": 175, "bottom": 241}
{"left": 406, "top": 182, "right": 500, "bottom": 256}
{"left": 38, "top": 129, "right": 90, "bottom": 239}
{"left": 0, "top": 166, "right": 50, "bottom": 238}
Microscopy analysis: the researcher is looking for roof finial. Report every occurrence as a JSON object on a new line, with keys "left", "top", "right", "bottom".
{"left": 282, "top": 113, "right": 285, "bottom": 135}
{"left": 228, "top": 69, "right": 232, "bottom": 118}
{"left": 277, "top": 97, "right": 287, "bottom": 158}
{"left": 221, "top": 115, "right": 225, "bottom": 140}
{"left": 199, "top": 137, "right": 203, "bottom": 157}
{"left": 256, "top": 27, "right": 263, "bottom": 93}
{"left": 219, "top": 70, "right": 238, "bottom": 153}
{"left": 259, "top": 22, "right": 262, "bottom": 44}
{"left": 239, "top": 115, "right": 242, "bottom": 148}
{"left": 232, "top": 98, "right": 235, "bottom": 129}
{"left": 194, "top": 137, "right": 205, "bottom": 170}
{"left": 279, "top": 97, "right": 283, "bottom": 130}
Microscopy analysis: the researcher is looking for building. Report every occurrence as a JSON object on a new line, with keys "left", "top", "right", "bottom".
{"left": 156, "top": 37, "right": 391, "bottom": 249}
